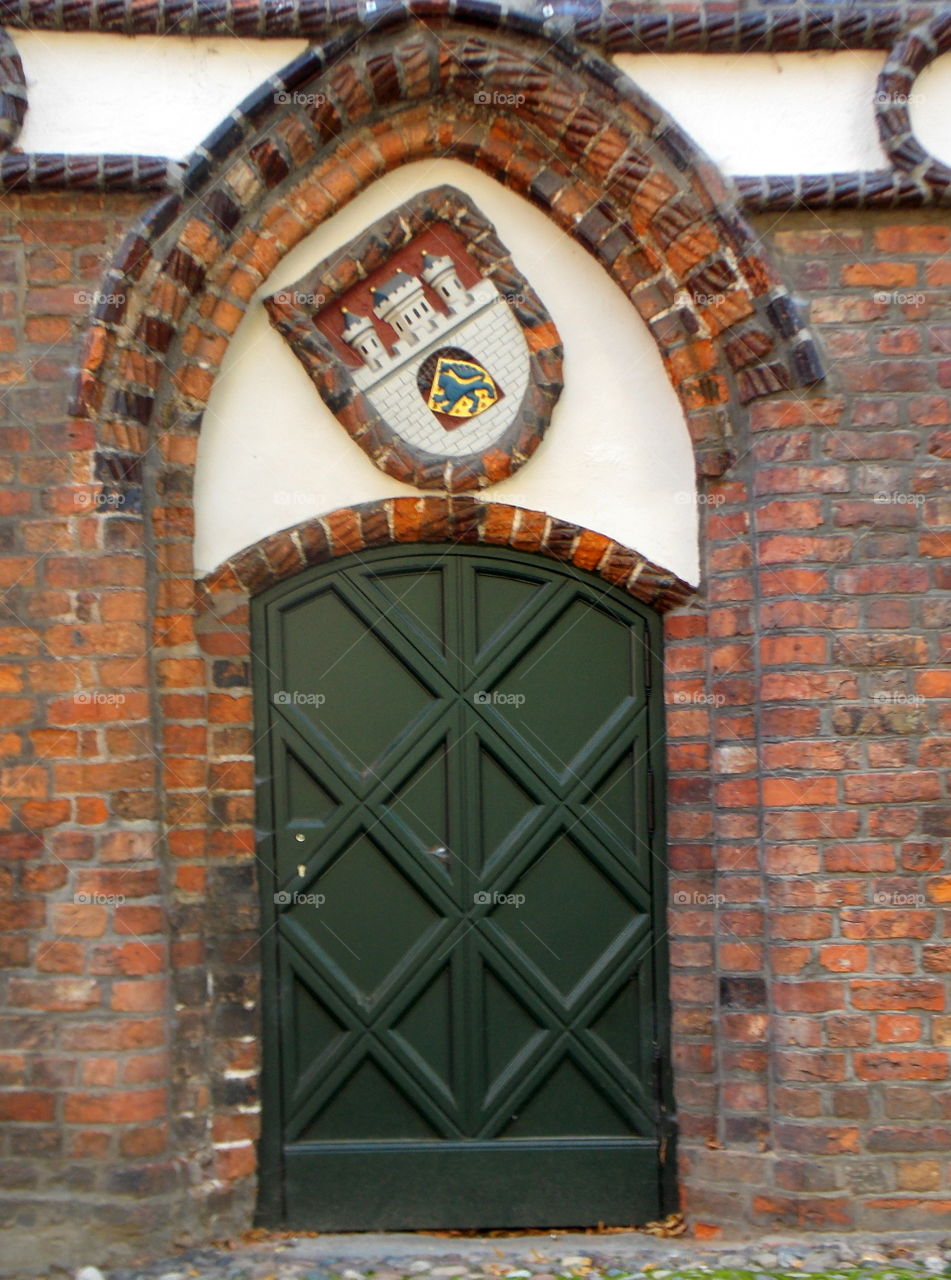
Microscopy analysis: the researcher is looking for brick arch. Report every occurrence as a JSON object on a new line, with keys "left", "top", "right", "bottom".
{"left": 198, "top": 498, "right": 694, "bottom": 613}
{"left": 74, "top": 21, "right": 823, "bottom": 483}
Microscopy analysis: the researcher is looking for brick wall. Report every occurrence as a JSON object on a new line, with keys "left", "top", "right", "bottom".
{"left": 0, "top": 192, "right": 193, "bottom": 1265}
{"left": 0, "top": 188, "right": 949, "bottom": 1267}
{"left": 665, "top": 209, "right": 951, "bottom": 1231}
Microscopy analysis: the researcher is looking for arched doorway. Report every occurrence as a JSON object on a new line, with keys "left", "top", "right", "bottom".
{"left": 251, "top": 542, "right": 672, "bottom": 1227}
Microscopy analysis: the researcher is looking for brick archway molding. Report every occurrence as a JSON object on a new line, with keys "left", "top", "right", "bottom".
{"left": 39, "top": 18, "right": 825, "bottom": 1266}
{"left": 75, "top": 21, "right": 823, "bottom": 480}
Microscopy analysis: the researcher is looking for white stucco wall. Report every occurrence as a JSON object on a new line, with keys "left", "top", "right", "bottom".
{"left": 194, "top": 161, "right": 700, "bottom": 583}
{"left": 14, "top": 34, "right": 308, "bottom": 158}
{"left": 12, "top": 34, "right": 951, "bottom": 173}
{"left": 613, "top": 51, "right": 889, "bottom": 175}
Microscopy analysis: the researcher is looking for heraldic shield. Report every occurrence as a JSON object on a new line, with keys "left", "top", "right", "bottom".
{"left": 264, "top": 187, "right": 564, "bottom": 491}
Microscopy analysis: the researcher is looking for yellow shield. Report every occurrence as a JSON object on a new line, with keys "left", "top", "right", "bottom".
{"left": 426, "top": 356, "right": 500, "bottom": 419}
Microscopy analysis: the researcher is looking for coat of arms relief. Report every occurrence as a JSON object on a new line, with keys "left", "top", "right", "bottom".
{"left": 265, "top": 187, "right": 564, "bottom": 492}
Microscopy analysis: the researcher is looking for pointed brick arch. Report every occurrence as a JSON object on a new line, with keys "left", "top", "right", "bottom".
{"left": 74, "top": 21, "right": 822, "bottom": 483}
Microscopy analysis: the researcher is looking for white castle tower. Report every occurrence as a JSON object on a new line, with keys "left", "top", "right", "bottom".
{"left": 339, "top": 255, "right": 499, "bottom": 392}
{"left": 421, "top": 252, "right": 468, "bottom": 305}
{"left": 370, "top": 270, "right": 440, "bottom": 346}
{"left": 340, "top": 306, "right": 387, "bottom": 371}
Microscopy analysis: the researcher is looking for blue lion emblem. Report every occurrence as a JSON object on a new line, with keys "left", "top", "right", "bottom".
{"left": 427, "top": 357, "right": 500, "bottom": 419}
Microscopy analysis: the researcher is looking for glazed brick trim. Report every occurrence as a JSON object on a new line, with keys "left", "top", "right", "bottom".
{"left": 0, "top": 0, "right": 930, "bottom": 48}
{"left": 263, "top": 185, "right": 564, "bottom": 492}
{"left": 0, "top": 27, "right": 25, "bottom": 149}
{"left": 71, "top": 25, "right": 824, "bottom": 484}
{"left": 732, "top": 6, "right": 951, "bottom": 212}
{"left": 877, "top": 10, "right": 951, "bottom": 193}
{"left": 0, "top": 152, "right": 178, "bottom": 189}
{"left": 0, "top": 25, "right": 173, "bottom": 187}
{"left": 733, "top": 170, "right": 935, "bottom": 214}
{"left": 198, "top": 498, "right": 695, "bottom": 613}
{"left": 3, "top": 5, "right": 951, "bottom": 211}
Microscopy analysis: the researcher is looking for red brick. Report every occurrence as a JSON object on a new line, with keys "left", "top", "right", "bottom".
{"left": 851, "top": 980, "right": 945, "bottom": 1011}
{"left": 0, "top": 1090, "right": 55, "bottom": 1122}
{"left": 855, "top": 1052, "right": 949, "bottom": 1081}
{"left": 876, "top": 1014, "right": 922, "bottom": 1043}
{"left": 773, "top": 982, "right": 845, "bottom": 1013}
{"left": 843, "top": 772, "right": 941, "bottom": 804}
{"left": 64, "top": 1089, "right": 167, "bottom": 1124}
{"left": 820, "top": 945, "right": 868, "bottom": 973}
{"left": 841, "top": 911, "right": 934, "bottom": 940}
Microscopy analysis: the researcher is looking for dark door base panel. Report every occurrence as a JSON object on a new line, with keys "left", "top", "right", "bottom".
{"left": 283, "top": 1139, "right": 662, "bottom": 1229}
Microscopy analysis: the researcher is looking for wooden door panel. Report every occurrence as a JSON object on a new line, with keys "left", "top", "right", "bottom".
{"left": 253, "top": 546, "right": 671, "bottom": 1229}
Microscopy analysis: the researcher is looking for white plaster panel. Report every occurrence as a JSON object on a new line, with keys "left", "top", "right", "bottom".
{"left": 912, "top": 53, "right": 951, "bottom": 169}
{"left": 194, "top": 161, "right": 700, "bottom": 584}
{"left": 614, "top": 50, "right": 892, "bottom": 174}
{"left": 14, "top": 32, "right": 307, "bottom": 157}
{"left": 12, "top": 35, "right": 951, "bottom": 173}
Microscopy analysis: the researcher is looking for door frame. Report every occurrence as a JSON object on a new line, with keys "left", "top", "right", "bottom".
{"left": 250, "top": 542, "right": 676, "bottom": 1227}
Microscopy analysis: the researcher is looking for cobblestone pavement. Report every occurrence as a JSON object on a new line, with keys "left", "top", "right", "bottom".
{"left": 69, "top": 1227, "right": 951, "bottom": 1280}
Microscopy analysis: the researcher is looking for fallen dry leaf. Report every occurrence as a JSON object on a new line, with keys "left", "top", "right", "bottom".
{"left": 642, "top": 1212, "right": 687, "bottom": 1238}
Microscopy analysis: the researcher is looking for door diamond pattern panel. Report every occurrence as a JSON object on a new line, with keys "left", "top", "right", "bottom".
{"left": 254, "top": 546, "right": 668, "bottom": 1228}
{"left": 277, "top": 583, "right": 447, "bottom": 784}
{"left": 485, "top": 829, "right": 649, "bottom": 1004}
{"left": 480, "top": 595, "right": 642, "bottom": 786}
{"left": 284, "top": 830, "right": 447, "bottom": 1007}
{"left": 390, "top": 964, "right": 456, "bottom": 1098}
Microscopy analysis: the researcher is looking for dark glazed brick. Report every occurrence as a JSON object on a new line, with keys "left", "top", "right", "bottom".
{"left": 720, "top": 978, "right": 768, "bottom": 1010}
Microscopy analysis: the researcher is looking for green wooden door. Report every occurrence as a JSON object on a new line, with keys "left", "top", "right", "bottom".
{"left": 252, "top": 545, "right": 673, "bottom": 1229}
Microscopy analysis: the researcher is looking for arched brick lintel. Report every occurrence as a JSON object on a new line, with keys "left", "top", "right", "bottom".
{"left": 75, "top": 22, "right": 824, "bottom": 482}
{"left": 197, "top": 498, "right": 695, "bottom": 615}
